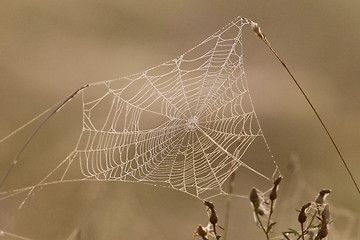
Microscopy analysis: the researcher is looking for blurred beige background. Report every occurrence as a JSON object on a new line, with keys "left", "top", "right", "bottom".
{"left": 0, "top": 1, "right": 359, "bottom": 239}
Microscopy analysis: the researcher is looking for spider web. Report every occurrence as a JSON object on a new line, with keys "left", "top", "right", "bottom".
{"left": 1, "top": 16, "right": 279, "bottom": 205}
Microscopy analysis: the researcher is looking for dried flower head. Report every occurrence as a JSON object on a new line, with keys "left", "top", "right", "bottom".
{"left": 315, "top": 189, "right": 331, "bottom": 204}
{"left": 203, "top": 200, "right": 219, "bottom": 237}
{"left": 249, "top": 20, "right": 266, "bottom": 41}
{"left": 250, "top": 187, "right": 260, "bottom": 208}
{"left": 298, "top": 211, "right": 306, "bottom": 224}
{"left": 269, "top": 188, "right": 277, "bottom": 201}
{"left": 203, "top": 200, "right": 215, "bottom": 210}
{"left": 273, "top": 176, "right": 282, "bottom": 187}
{"left": 298, "top": 202, "right": 311, "bottom": 224}
{"left": 320, "top": 189, "right": 331, "bottom": 195}
{"left": 209, "top": 208, "right": 218, "bottom": 225}
{"left": 193, "top": 225, "right": 208, "bottom": 240}
{"left": 270, "top": 177, "right": 282, "bottom": 201}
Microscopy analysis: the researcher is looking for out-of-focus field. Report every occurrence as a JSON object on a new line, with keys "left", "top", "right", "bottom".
{"left": 0, "top": 1, "right": 359, "bottom": 239}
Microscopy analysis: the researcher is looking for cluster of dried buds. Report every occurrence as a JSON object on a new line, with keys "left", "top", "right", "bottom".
{"left": 250, "top": 176, "right": 282, "bottom": 213}
{"left": 194, "top": 177, "right": 332, "bottom": 240}
{"left": 250, "top": 176, "right": 282, "bottom": 239}
{"left": 193, "top": 201, "right": 220, "bottom": 240}
{"left": 297, "top": 189, "right": 331, "bottom": 240}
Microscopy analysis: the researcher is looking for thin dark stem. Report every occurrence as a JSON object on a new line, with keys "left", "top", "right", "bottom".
{"left": 300, "top": 222, "right": 305, "bottom": 240}
{"left": 247, "top": 18, "right": 360, "bottom": 195}
{"left": 267, "top": 200, "right": 274, "bottom": 231}
{"left": 282, "top": 232, "right": 291, "bottom": 240}
{"left": 223, "top": 172, "right": 235, "bottom": 240}
{"left": 0, "top": 84, "right": 89, "bottom": 190}
{"left": 212, "top": 224, "right": 218, "bottom": 239}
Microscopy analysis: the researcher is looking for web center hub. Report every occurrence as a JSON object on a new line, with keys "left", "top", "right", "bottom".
{"left": 186, "top": 116, "right": 199, "bottom": 131}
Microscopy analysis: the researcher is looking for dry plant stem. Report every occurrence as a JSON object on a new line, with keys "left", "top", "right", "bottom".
{"left": 247, "top": 19, "right": 360, "bottom": 195}
{"left": 253, "top": 209, "right": 270, "bottom": 240}
{"left": 300, "top": 223, "right": 305, "bottom": 240}
{"left": 266, "top": 200, "right": 275, "bottom": 231}
{"left": 0, "top": 84, "right": 89, "bottom": 190}
{"left": 212, "top": 224, "right": 218, "bottom": 239}
{"left": 222, "top": 172, "right": 235, "bottom": 240}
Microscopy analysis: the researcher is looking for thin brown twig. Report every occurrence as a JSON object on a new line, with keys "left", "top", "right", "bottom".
{"left": 0, "top": 84, "right": 89, "bottom": 190}
{"left": 266, "top": 199, "right": 275, "bottom": 231}
{"left": 300, "top": 222, "right": 305, "bottom": 240}
{"left": 246, "top": 18, "right": 360, "bottom": 195}
{"left": 223, "top": 172, "right": 235, "bottom": 240}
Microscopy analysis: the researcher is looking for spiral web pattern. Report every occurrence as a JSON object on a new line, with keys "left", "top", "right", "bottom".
{"left": 68, "top": 16, "right": 278, "bottom": 199}
{"left": 1, "top": 17, "right": 279, "bottom": 203}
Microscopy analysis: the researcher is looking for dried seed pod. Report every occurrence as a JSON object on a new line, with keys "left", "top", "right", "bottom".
{"left": 194, "top": 225, "right": 208, "bottom": 240}
{"left": 209, "top": 208, "right": 218, "bottom": 225}
{"left": 203, "top": 200, "right": 218, "bottom": 234}
{"left": 315, "top": 189, "right": 331, "bottom": 204}
{"left": 298, "top": 202, "right": 311, "bottom": 224}
{"left": 249, "top": 20, "right": 266, "bottom": 41}
{"left": 301, "top": 202, "right": 312, "bottom": 210}
{"left": 269, "top": 187, "right": 277, "bottom": 201}
{"left": 298, "top": 211, "right": 307, "bottom": 224}
{"left": 317, "top": 223, "right": 328, "bottom": 239}
{"left": 322, "top": 204, "right": 330, "bottom": 224}
{"left": 273, "top": 176, "right": 282, "bottom": 187}
{"left": 270, "top": 176, "right": 282, "bottom": 200}
{"left": 250, "top": 187, "right": 260, "bottom": 207}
